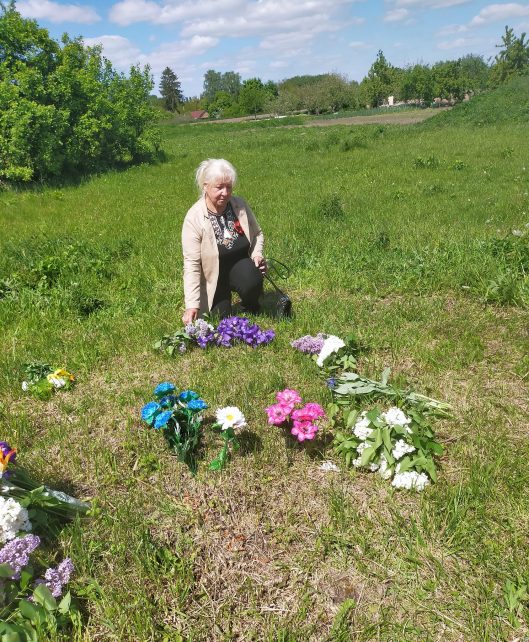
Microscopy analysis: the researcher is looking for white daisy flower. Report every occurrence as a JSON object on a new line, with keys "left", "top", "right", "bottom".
{"left": 215, "top": 406, "right": 246, "bottom": 431}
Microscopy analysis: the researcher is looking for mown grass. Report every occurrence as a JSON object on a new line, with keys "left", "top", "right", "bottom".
{"left": 1, "top": 82, "right": 529, "bottom": 640}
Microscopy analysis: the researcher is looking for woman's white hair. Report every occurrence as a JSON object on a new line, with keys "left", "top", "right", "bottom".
{"left": 195, "top": 158, "right": 237, "bottom": 194}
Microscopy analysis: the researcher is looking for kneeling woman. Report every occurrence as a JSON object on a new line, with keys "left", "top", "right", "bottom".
{"left": 181, "top": 158, "right": 267, "bottom": 325}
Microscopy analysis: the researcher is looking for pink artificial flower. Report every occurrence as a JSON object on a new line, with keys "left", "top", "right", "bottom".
{"left": 292, "top": 403, "right": 326, "bottom": 423}
{"left": 303, "top": 402, "right": 325, "bottom": 419}
{"left": 291, "top": 419, "right": 319, "bottom": 442}
{"left": 275, "top": 388, "right": 302, "bottom": 411}
{"left": 266, "top": 403, "right": 289, "bottom": 426}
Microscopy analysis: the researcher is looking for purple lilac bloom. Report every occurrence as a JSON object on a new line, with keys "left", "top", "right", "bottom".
{"left": 291, "top": 333, "right": 326, "bottom": 355}
{"left": 37, "top": 558, "right": 74, "bottom": 598}
{"left": 0, "top": 534, "right": 40, "bottom": 579}
{"left": 186, "top": 320, "right": 215, "bottom": 347}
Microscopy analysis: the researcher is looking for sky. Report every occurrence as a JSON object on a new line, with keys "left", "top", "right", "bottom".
{"left": 15, "top": 0, "right": 529, "bottom": 97}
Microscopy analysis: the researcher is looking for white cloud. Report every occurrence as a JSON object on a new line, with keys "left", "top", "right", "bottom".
{"left": 438, "top": 36, "right": 474, "bottom": 49}
{"left": 384, "top": 8, "right": 410, "bottom": 21}
{"left": 109, "top": 0, "right": 245, "bottom": 26}
{"left": 469, "top": 3, "right": 529, "bottom": 27}
{"left": 349, "top": 40, "right": 368, "bottom": 48}
{"left": 83, "top": 33, "right": 218, "bottom": 75}
{"left": 83, "top": 35, "right": 141, "bottom": 68}
{"left": 436, "top": 23, "right": 468, "bottom": 36}
{"left": 18, "top": 0, "right": 100, "bottom": 23}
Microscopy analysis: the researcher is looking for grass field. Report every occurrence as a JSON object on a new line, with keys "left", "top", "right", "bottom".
{"left": 1, "top": 78, "right": 529, "bottom": 641}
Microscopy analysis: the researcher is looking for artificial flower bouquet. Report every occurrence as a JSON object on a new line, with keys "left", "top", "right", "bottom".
{"left": 208, "top": 406, "right": 246, "bottom": 471}
{"left": 291, "top": 333, "right": 360, "bottom": 374}
{"left": 21, "top": 362, "right": 75, "bottom": 400}
{"left": 154, "top": 316, "right": 275, "bottom": 356}
{"left": 266, "top": 388, "right": 326, "bottom": 442}
{"left": 141, "top": 382, "right": 208, "bottom": 474}
{"left": 0, "top": 534, "right": 77, "bottom": 640}
{"left": 332, "top": 405, "right": 443, "bottom": 491}
{"left": 141, "top": 383, "right": 248, "bottom": 473}
{"left": 0, "top": 442, "right": 89, "bottom": 541}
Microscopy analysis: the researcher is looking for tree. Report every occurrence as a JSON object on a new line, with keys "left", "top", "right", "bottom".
{"left": 0, "top": 3, "right": 159, "bottom": 181}
{"left": 459, "top": 54, "right": 489, "bottom": 94}
{"left": 159, "top": 66, "right": 183, "bottom": 112}
{"left": 365, "top": 50, "right": 395, "bottom": 107}
{"left": 490, "top": 26, "right": 529, "bottom": 85}
{"left": 432, "top": 60, "right": 465, "bottom": 102}
{"left": 238, "top": 78, "right": 267, "bottom": 117}
{"left": 202, "top": 69, "right": 241, "bottom": 104}
{"left": 399, "top": 64, "right": 434, "bottom": 104}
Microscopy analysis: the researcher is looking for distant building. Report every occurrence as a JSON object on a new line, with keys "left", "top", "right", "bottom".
{"left": 190, "top": 110, "right": 209, "bottom": 119}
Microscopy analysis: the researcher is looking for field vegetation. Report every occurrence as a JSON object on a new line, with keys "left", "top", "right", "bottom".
{"left": 0, "top": 77, "right": 528, "bottom": 640}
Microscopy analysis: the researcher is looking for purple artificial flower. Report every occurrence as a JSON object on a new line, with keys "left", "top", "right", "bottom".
{"left": 326, "top": 377, "right": 337, "bottom": 390}
{"left": 291, "top": 334, "right": 326, "bottom": 355}
{"left": 37, "top": 558, "right": 74, "bottom": 598}
{"left": 0, "top": 534, "right": 41, "bottom": 579}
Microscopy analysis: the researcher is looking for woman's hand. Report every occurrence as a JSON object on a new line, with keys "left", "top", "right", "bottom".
{"left": 182, "top": 308, "right": 199, "bottom": 325}
{"left": 253, "top": 255, "right": 267, "bottom": 275}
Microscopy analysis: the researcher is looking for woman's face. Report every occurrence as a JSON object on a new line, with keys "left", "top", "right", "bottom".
{"left": 204, "top": 176, "right": 233, "bottom": 212}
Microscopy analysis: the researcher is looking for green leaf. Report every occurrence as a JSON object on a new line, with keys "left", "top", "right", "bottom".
{"left": 360, "top": 446, "right": 375, "bottom": 466}
{"left": 58, "top": 591, "right": 72, "bottom": 614}
{"left": 381, "top": 367, "right": 391, "bottom": 386}
{"left": 33, "top": 583, "right": 57, "bottom": 611}
{"left": 346, "top": 409, "right": 358, "bottom": 429}
{"left": 19, "top": 600, "right": 43, "bottom": 624}
{"left": 0, "top": 563, "right": 15, "bottom": 578}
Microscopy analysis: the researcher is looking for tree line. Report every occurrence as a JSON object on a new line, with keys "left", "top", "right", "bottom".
{"left": 159, "top": 26, "right": 529, "bottom": 119}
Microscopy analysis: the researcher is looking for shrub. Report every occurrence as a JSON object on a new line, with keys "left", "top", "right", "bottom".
{"left": 0, "top": 6, "right": 160, "bottom": 181}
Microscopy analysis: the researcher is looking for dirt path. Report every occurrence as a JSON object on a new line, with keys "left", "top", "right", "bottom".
{"left": 193, "top": 108, "right": 448, "bottom": 127}
{"left": 304, "top": 108, "right": 447, "bottom": 126}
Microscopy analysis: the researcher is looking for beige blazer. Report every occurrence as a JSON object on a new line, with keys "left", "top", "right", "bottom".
{"left": 182, "top": 195, "right": 265, "bottom": 314}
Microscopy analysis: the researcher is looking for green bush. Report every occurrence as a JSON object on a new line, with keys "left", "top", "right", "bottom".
{"left": 0, "top": 5, "right": 160, "bottom": 181}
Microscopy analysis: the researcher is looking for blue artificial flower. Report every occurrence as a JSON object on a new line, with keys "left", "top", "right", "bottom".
{"left": 187, "top": 398, "right": 208, "bottom": 411}
{"left": 154, "top": 382, "right": 176, "bottom": 398}
{"left": 179, "top": 389, "right": 199, "bottom": 402}
{"left": 153, "top": 410, "right": 173, "bottom": 429}
{"left": 141, "top": 401, "right": 161, "bottom": 425}
{"left": 159, "top": 394, "right": 177, "bottom": 408}
{"left": 326, "top": 377, "right": 337, "bottom": 390}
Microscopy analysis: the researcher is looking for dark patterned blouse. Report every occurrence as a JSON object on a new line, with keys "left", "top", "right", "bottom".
{"left": 207, "top": 201, "right": 250, "bottom": 271}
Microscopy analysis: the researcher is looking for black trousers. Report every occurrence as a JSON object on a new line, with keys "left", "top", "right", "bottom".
{"left": 211, "top": 257, "right": 263, "bottom": 318}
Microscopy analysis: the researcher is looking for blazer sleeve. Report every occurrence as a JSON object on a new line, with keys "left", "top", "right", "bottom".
{"left": 245, "top": 202, "right": 265, "bottom": 258}
{"left": 181, "top": 211, "right": 203, "bottom": 309}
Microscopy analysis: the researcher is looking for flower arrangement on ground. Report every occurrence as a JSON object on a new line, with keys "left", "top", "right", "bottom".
{"left": 0, "top": 534, "right": 78, "bottom": 640}
{"left": 141, "top": 382, "right": 208, "bottom": 474}
{"left": 0, "top": 441, "right": 89, "bottom": 541}
{"left": 266, "top": 389, "right": 326, "bottom": 442}
{"left": 154, "top": 316, "right": 275, "bottom": 356}
{"left": 291, "top": 333, "right": 360, "bottom": 374}
{"left": 21, "top": 362, "right": 75, "bottom": 400}
{"left": 209, "top": 406, "right": 246, "bottom": 470}
{"left": 333, "top": 406, "right": 443, "bottom": 491}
